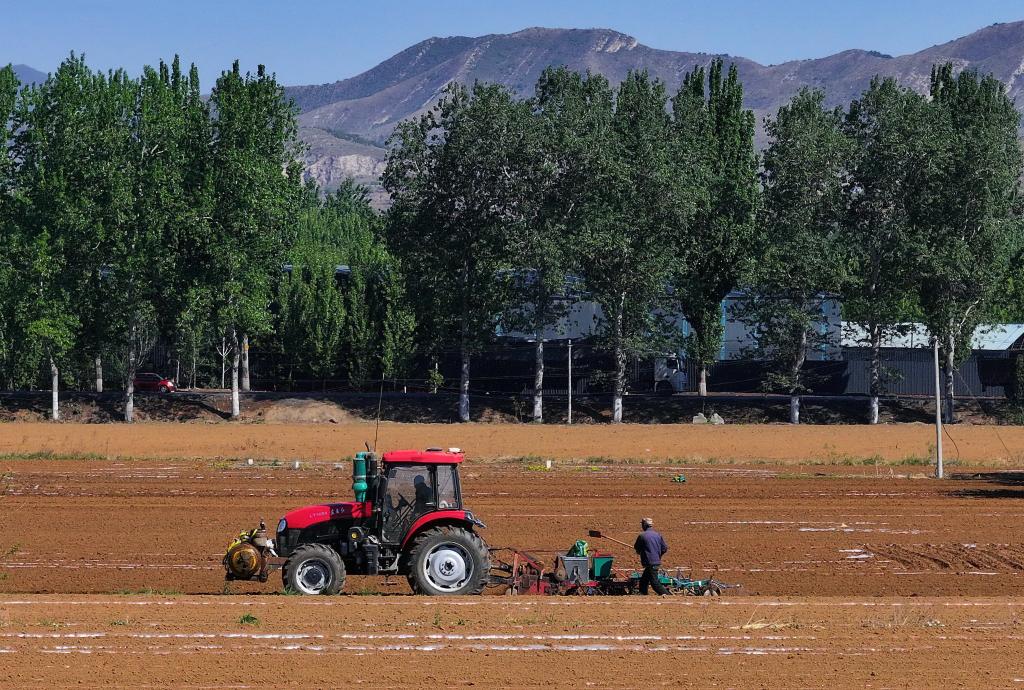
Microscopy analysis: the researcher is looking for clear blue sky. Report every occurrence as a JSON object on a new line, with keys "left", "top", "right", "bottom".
{"left": 5, "top": 1, "right": 1024, "bottom": 88}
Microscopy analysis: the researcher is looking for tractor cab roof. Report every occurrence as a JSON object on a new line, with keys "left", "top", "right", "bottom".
{"left": 382, "top": 449, "right": 464, "bottom": 465}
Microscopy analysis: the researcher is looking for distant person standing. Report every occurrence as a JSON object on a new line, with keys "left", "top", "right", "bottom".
{"left": 634, "top": 517, "right": 669, "bottom": 596}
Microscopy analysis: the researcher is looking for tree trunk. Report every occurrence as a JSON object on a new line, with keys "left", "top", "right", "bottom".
{"left": 241, "top": 333, "right": 250, "bottom": 392}
{"left": 95, "top": 355, "right": 103, "bottom": 393}
{"left": 124, "top": 375, "right": 134, "bottom": 423}
{"left": 532, "top": 338, "right": 543, "bottom": 423}
{"left": 944, "top": 333, "right": 956, "bottom": 424}
{"left": 789, "top": 327, "right": 808, "bottom": 425}
{"left": 230, "top": 330, "right": 241, "bottom": 419}
{"left": 869, "top": 324, "right": 882, "bottom": 425}
{"left": 125, "top": 324, "right": 137, "bottom": 423}
{"left": 698, "top": 365, "right": 708, "bottom": 397}
{"left": 50, "top": 358, "right": 59, "bottom": 421}
{"left": 612, "top": 295, "right": 626, "bottom": 424}
{"left": 612, "top": 347, "right": 625, "bottom": 423}
{"left": 458, "top": 347, "right": 470, "bottom": 423}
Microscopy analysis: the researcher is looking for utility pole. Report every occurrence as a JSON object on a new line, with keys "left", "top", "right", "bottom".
{"left": 567, "top": 339, "right": 573, "bottom": 425}
{"left": 933, "top": 338, "right": 944, "bottom": 479}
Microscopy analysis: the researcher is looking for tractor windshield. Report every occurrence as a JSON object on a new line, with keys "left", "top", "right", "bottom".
{"left": 381, "top": 465, "right": 435, "bottom": 543}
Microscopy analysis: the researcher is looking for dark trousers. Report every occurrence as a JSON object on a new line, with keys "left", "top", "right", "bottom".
{"left": 638, "top": 565, "right": 669, "bottom": 595}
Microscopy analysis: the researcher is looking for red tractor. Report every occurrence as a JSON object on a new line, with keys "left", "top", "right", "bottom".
{"left": 224, "top": 448, "right": 491, "bottom": 596}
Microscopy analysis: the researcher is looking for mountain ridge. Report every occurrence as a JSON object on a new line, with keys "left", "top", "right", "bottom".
{"left": 288, "top": 21, "right": 1024, "bottom": 194}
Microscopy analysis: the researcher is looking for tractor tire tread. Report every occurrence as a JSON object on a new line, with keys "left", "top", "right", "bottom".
{"left": 406, "top": 525, "right": 490, "bottom": 596}
{"left": 282, "top": 543, "right": 346, "bottom": 595}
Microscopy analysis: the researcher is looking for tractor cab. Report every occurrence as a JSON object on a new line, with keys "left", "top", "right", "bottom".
{"left": 224, "top": 447, "right": 490, "bottom": 597}
{"left": 376, "top": 449, "right": 465, "bottom": 544}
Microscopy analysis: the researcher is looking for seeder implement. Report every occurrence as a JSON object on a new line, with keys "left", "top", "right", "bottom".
{"left": 488, "top": 544, "right": 740, "bottom": 596}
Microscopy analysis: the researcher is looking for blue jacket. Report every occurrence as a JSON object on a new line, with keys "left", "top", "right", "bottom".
{"left": 634, "top": 528, "right": 668, "bottom": 567}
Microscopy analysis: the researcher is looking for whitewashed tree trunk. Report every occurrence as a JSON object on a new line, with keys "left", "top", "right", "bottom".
{"left": 612, "top": 341, "right": 626, "bottom": 424}
{"left": 789, "top": 328, "right": 808, "bottom": 425}
{"left": 532, "top": 338, "right": 543, "bottom": 423}
{"left": 125, "top": 330, "right": 136, "bottom": 422}
{"left": 95, "top": 355, "right": 103, "bottom": 393}
{"left": 124, "top": 375, "right": 134, "bottom": 423}
{"left": 869, "top": 323, "right": 882, "bottom": 425}
{"left": 458, "top": 348, "right": 470, "bottom": 422}
{"left": 612, "top": 295, "right": 626, "bottom": 424}
{"left": 50, "top": 358, "right": 59, "bottom": 421}
{"left": 944, "top": 332, "right": 956, "bottom": 424}
{"left": 231, "top": 330, "right": 241, "bottom": 419}
{"left": 241, "top": 333, "right": 250, "bottom": 392}
{"left": 698, "top": 365, "right": 708, "bottom": 397}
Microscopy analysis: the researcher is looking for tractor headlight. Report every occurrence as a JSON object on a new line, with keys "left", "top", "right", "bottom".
{"left": 277, "top": 518, "right": 287, "bottom": 534}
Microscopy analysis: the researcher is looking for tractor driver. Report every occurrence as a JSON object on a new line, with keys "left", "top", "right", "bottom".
{"left": 413, "top": 474, "right": 433, "bottom": 507}
{"left": 634, "top": 517, "right": 670, "bottom": 596}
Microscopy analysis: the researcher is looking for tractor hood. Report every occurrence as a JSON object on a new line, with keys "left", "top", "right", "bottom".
{"left": 281, "top": 502, "right": 373, "bottom": 530}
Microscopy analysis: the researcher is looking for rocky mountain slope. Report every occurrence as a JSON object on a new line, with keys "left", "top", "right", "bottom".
{"left": 290, "top": 21, "right": 1024, "bottom": 195}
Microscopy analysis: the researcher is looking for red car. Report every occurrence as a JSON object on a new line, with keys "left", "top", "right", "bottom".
{"left": 132, "top": 372, "right": 176, "bottom": 393}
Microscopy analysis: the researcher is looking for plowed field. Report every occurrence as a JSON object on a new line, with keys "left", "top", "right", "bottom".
{"left": 1, "top": 422, "right": 1023, "bottom": 686}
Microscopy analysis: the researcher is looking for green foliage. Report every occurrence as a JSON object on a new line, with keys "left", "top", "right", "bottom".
{"left": 668, "top": 60, "right": 761, "bottom": 383}
{"left": 384, "top": 81, "right": 536, "bottom": 418}
{"left": 842, "top": 78, "right": 934, "bottom": 401}
{"left": 738, "top": 89, "right": 852, "bottom": 396}
{"left": 919, "top": 65, "right": 1023, "bottom": 368}
{"left": 279, "top": 188, "right": 414, "bottom": 388}
{"left": 567, "top": 70, "right": 691, "bottom": 420}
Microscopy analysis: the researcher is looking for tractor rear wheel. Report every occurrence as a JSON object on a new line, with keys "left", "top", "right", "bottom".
{"left": 282, "top": 544, "right": 346, "bottom": 595}
{"left": 406, "top": 526, "right": 490, "bottom": 596}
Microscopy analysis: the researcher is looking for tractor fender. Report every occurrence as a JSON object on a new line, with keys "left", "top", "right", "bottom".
{"left": 400, "top": 510, "right": 479, "bottom": 550}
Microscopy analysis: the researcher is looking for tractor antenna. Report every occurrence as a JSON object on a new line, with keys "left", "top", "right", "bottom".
{"left": 373, "top": 371, "right": 385, "bottom": 452}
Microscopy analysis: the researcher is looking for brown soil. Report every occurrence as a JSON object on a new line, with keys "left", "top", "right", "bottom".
{"left": 2, "top": 423, "right": 1024, "bottom": 686}
{"left": 2, "top": 420, "right": 1023, "bottom": 463}
{"left": 2, "top": 595, "right": 1022, "bottom": 687}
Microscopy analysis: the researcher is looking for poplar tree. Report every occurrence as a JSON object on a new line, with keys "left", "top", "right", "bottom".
{"left": 577, "top": 71, "right": 688, "bottom": 422}
{"left": 12, "top": 55, "right": 135, "bottom": 417}
{"left": 668, "top": 59, "right": 760, "bottom": 396}
{"left": 0, "top": 66, "right": 21, "bottom": 388}
{"left": 919, "top": 64, "right": 1024, "bottom": 423}
{"left": 843, "top": 78, "right": 933, "bottom": 423}
{"left": 501, "top": 66, "right": 586, "bottom": 422}
{"left": 384, "top": 82, "right": 533, "bottom": 421}
{"left": 208, "top": 61, "right": 302, "bottom": 417}
{"left": 742, "top": 88, "right": 852, "bottom": 424}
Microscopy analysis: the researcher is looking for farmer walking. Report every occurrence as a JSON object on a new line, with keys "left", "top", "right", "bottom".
{"left": 634, "top": 517, "right": 669, "bottom": 595}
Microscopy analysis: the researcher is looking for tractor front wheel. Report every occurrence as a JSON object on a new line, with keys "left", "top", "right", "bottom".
{"left": 282, "top": 544, "right": 346, "bottom": 595}
{"left": 406, "top": 526, "right": 490, "bottom": 596}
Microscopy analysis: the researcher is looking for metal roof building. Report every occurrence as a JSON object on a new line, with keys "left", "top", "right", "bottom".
{"left": 841, "top": 322, "right": 1024, "bottom": 351}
